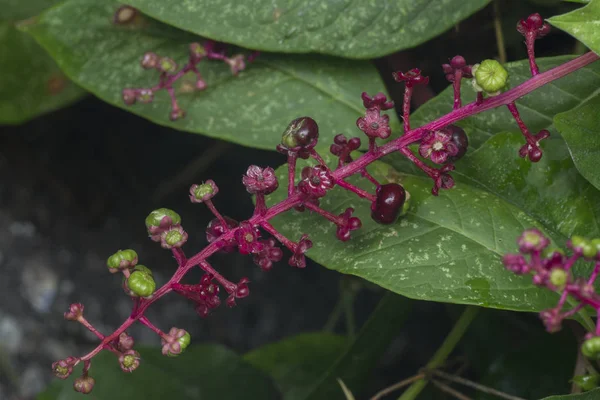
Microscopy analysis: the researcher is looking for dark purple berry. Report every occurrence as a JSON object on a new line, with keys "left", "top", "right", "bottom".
{"left": 371, "top": 183, "right": 406, "bottom": 225}
{"left": 446, "top": 125, "right": 468, "bottom": 162}
{"left": 281, "top": 117, "right": 319, "bottom": 148}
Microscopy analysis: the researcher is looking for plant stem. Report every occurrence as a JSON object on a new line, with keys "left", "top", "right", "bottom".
{"left": 397, "top": 306, "right": 480, "bottom": 400}
{"left": 493, "top": 0, "right": 507, "bottom": 64}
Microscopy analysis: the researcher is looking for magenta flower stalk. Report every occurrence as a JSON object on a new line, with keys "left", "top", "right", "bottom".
{"left": 54, "top": 13, "right": 600, "bottom": 393}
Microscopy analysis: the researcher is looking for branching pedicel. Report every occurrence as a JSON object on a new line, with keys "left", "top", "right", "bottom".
{"left": 53, "top": 14, "right": 600, "bottom": 393}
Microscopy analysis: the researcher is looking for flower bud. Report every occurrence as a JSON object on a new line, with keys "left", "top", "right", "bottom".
{"left": 127, "top": 268, "right": 156, "bottom": 297}
{"left": 582, "top": 337, "right": 600, "bottom": 360}
{"left": 73, "top": 375, "right": 95, "bottom": 394}
{"left": 136, "top": 89, "right": 154, "bottom": 104}
{"left": 107, "top": 249, "right": 138, "bottom": 273}
{"left": 145, "top": 208, "right": 181, "bottom": 237}
{"left": 64, "top": 303, "right": 84, "bottom": 321}
{"left": 161, "top": 226, "right": 188, "bottom": 249}
{"left": 517, "top": 229, "right": 549, "bottom": 253}
{"left": 161, "top": 328, "right": 191, "bottom": 357}
{"left": 117, "top": 332, "right": 135, "bottom": 351}
{"left": 119, "top": 350, "right": 141, "bottom": 373}
{"left": 52, "top": 357, "right": 77, "bottom": 379}
{"left": 189, "top": 42, "right": 206, "bottom": 62}
{"left": 122, "top": 88, "right": 137, "bottom": 105}
{"left": 472, "top": 60, "right": 509, "bottom": 95}
{"left": 141, "top": 52, "right": 159, "bottom": 69}
{"left": 189, "top": 180, "right": 218, "bottom": 203}
{"left": 158, "top": 57, "right": 177, "bottom": 73}
{"left": 549, "top": 268, "right": 567, "bottom": 288}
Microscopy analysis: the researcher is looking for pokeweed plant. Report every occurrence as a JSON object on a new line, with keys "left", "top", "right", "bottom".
{"left": 38, "top": 5, "right": 600, "bottom": 395}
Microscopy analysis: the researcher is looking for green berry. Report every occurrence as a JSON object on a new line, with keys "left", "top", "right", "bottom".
{"left": 194, "top": 183, "right": 214, "bottom": 200}
{"left": 107, "top": 249, "right": 138, "bottom": 271}
{"left": 572, "top": 235, "right": 595, "bottom": 258}
{"left": 145, "top": 208, "right": 181, "bottom": 229}
{"left": 573, "top": 375, "right": 600, "bottom": 392}
{"left": 127, "top": 270, "right": 156, "bottom": 297}
{"left": 473, "top": 60, "right": 509, "bottom": 94}
{"left": 549, "top": 268, "right": 567, "bottom": 288}
{"left": 168, "top": 332, "right": 191, "bottom": 357}
{"left": 133, "top": 264, "right": 153, "bottom": 276}
{"left": 165, "top": 230, "right": 183, "bottom": 246}
{"left": 582, "top": 337, "right": 600, "bottom": 360}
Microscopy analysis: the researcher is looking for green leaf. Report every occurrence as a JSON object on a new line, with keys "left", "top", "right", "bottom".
{"left": 454, "top": 131, "right": 600, "bottom": 240}
{"left": 246, "top": 294, "right": 411, "bottom": 400}
{"left": 0, "top": 2, "right": 84, "bottom": 125}
{"left": 124, "top": 0, "right": 490, "bottom": 59}
{"left": 245, "top": 332, "right": 348, "bottom": 399}
{"left": 275, "top": 135, "right": 600, "bottom": 311}
{"left": 541, "top": 389, "right": 600, "bottom": 399}
{"left": 549, "top": 0, "right": 600, "bottom": 55}
{"left": 37, "top": 345, "right": 279, "bottom": 399}
{"left": 406, "top": 56, "right": 600, "bottom": 150}
{"left": 554, "top": 94, "right": 600, "bottom": 192}
{"left": 21, "top": 0, "right": 398, "bottom": 150}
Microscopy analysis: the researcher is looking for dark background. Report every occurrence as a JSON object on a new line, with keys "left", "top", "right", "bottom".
{"left": 0, "top": 1, "right": 585, "bottom": 399}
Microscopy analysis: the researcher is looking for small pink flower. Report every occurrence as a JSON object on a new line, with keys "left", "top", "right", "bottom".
{"left": 419, "top": 130, "right": 459, "bottom": 164}
{"left": 517, "top": 13, "right": 550, "bottom": 39}
{"left": 52, "top": 356, "right": 78, "bottom": 379}
{"left": 517, "top": 228, "right": 549, "bottom": 254}
{"left": 235, "top": 222, "right": 263, "bottom": 255}
{"left": 502, "top": 254, "right": 530, "bottom": 274}
{"left": 64, "top": 303, "right": 84, "bottom": 321}
{"left": 357, "top": 110, "right": 391, "bottom": 139}
{"left": 442, "top": 55, "right": 473, "bottom": 82}
{"left": 119, "top": 350, "right": 141, "bottom": 373}
{"left": 242, "top": 165, "right": 278, "bottom": 195}
{"left": 392, "top": 68, "right": 429, "bottom": 88}
{"left": 298, "top": 165, "right": 334, "bottom": 198}
{"left": 540, "top": 308, "right": 562, "bottom": 333}
{"left": 253, "top": 238, "right": 283, "bottom": 271}
{"left": 189, "top": 180, "right": 219, "bottom": 203}
{"left": 336, "top": 208, "right": 362, "bottom": 242}
{"left": 289, "top": 234, "right": 312, "bottom": 268}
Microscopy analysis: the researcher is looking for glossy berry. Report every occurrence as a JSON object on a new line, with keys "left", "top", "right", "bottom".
{"left": 445, "top": 125, "right": 469, "bottom": 162}
{"left": 371, "top": 184, "right": 406, "bottom": 225}
{"left": 582, "top": 337, "right": 600, "bottom": 360}
{"left": 278, "top": 117, "right": 319, "bottom": 153}
{"left": 570, "top": 236, "right": 595, "bottom": 258}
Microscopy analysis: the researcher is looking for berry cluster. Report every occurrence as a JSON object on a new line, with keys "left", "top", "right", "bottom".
{"left": 51, "top": 13, "right": 600, "bottom": 393}
{"left": 504, "top": 230, "right": 600, "bottom": 356}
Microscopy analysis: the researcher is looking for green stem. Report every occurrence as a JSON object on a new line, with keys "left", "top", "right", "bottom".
{"left": 397, "top": 306, "right": 480, "bottom": 400}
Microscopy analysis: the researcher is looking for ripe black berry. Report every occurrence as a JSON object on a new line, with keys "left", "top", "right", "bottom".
{"left": 371, "top": 183, "right": 406, "bottom": 225}
{"left": 446, "top": 125, "right": 468, "bottom": 162}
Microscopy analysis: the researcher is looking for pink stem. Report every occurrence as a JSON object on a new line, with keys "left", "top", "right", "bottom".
{"left": 254, "top": 193, "right": 267, "bottom": 216}
{"left": 172, "top": 248, "right": 186, "bottom": 267}
{"left": 335, "top": 179, "right": 376, "bottom": 202}
{"left": 526, "top": 33, "right": 540, "bottom": 76}
{"left": 139, "top": 316, "right": 166, "bottom": 338}
{"left": 304, "top": 202, "right": 342, "bottom": 225}
{"left": 197, "top": 261, "right": 236, "bottom": 293}
{"left": 360, "top": 169, "right": 380, "bottom": 188}
{"left": 260, "top": 220, "right": 298, "bottom": 252}
{"left": 399, "top": 147, "right": 438, "bottom": 179}
{"left": 205, "top": 199, "right": 228, "bottom": 228}
{"left": 453, "top": 70, "right": 463, "bottom": 109}
{"left": 403, "top": 86, "right": 413, "bottom": 132}
{"left": 588, "top": 262, "right": 600, "bottom": 285}
{"left": 506, "top": 102, "right": 533, "bottom": 139}
{"left": 310, "top": 149, "right": 327, "bottom": 166}
{"left": 287, "top": 154, "right": 297, "bottom": 197}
